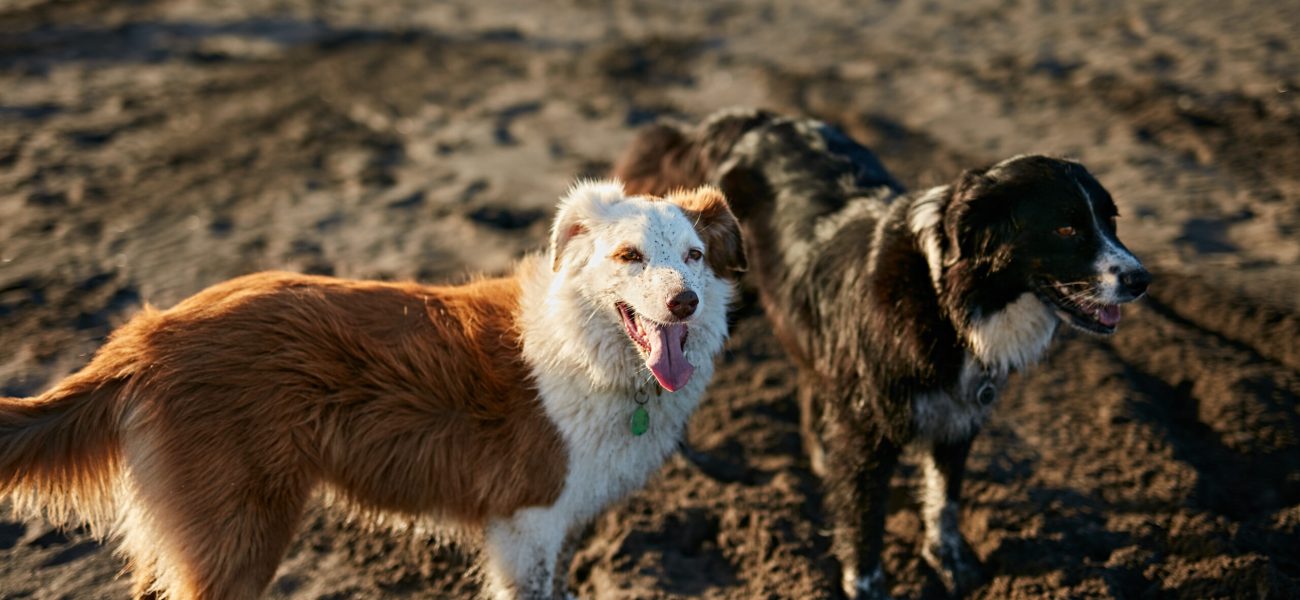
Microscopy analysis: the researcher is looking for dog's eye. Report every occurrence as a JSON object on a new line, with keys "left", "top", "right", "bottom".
{"left": 615, "top": 248, "right": 644, "bottom": 263}
{"left": 1055, "top": 226, "right": 1077, "bottom": 238}
{"left": 686, "top": 248, "right": 703, "bottom": 262}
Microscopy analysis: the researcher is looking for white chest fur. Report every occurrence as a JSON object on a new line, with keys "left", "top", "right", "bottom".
{"left": 534, "top": 371, "right": 709, "bottom": 524}
{"left": 965, "top": 292, "right": 1058, "bottom": 375}
{"left": 914, "top": 293, "right": 1056, "bottom": 442}
{"left": 513, "top": 255, "right": 731, "bottom": 524}
{"left": 477, "top": 371, "right": 711, "bottom": 600}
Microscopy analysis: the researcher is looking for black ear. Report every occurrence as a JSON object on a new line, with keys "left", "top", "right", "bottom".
{"left": 714, "top": 158, "right": 770, "bottom": 223}
{"left": 944, "top": 167, "right": 1016, "bottom": 272}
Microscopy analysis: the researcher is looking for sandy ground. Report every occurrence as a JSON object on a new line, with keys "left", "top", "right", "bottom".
{"left": 2, "top": 0, "right": 1299, "bottom": 598}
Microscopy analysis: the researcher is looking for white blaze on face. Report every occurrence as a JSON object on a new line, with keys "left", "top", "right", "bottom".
{"left": 1077, "top": 179, "right": 1143, "bottom": 304}
{"left": 581, "top": 198, "right": 709, "bottom": 391}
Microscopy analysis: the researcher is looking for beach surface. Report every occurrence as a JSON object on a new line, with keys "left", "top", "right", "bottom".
{"left": 2, "top": 0, "right": 1298, "bottom": 597}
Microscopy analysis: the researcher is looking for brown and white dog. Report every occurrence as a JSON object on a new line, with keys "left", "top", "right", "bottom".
{"left": 0, "top": 181, "right": 745, "bottom": 599}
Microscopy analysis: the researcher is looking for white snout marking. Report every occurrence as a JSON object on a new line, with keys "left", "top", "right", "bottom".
{"left": 1077, "top": 179, "right": 1143, "bottom": 303}
{"left": 648, "top": 266, "right": 691, "bottom": 314}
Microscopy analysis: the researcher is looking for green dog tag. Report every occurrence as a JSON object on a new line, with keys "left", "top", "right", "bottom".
{"left": 630, "top": 405, "right": 649, "bottom": 436}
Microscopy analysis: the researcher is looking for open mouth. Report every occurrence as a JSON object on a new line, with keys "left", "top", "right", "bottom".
{"left": 616, "top": 302, "right": 693, "bottom": 392}
{"left": 1037, "top": 282, "right": 1123, "bottom": 335}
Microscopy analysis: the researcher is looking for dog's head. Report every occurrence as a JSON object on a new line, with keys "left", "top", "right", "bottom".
{"left": 550, "top": 180, "right": 745, "bottom": 391}
{"left": 945, "top": 155, "right": 1150, "bottom": 335}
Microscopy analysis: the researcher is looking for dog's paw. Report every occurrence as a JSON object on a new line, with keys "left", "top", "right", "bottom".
{"left": 921, "top": 537, "right": 985, "bottom": 597}
{"left": 842, "top": 567, "right": 893, "bottom": 600}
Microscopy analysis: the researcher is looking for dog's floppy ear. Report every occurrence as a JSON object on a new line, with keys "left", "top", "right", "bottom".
{"left": 667, "top": 185, "right": 748, "bottom": 278}
{"left": 551, "top": 180, "right": 626, "bottom": 272}
{"left": 944, "top": 167, "right": 1016, "bottom": 272}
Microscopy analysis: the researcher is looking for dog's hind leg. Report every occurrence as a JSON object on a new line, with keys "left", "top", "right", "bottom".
{"left": 920, "top": 436, "right": 985, "bottom": 597}
{"left": 119, "top": 428, "right": 311, "bottom": 599}
{"left": 153, "top": 474, "right": 309, "bottom": 599}
{"left": 822, "top": 399, "right": 900, "bottom": 600}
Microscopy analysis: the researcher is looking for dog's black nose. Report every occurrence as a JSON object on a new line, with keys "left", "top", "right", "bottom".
{"left": 1120, "top": 268, "right": 1152, "bottom": 297}
{"left": 667, "top": 290, "right": 699, "bottom": 319}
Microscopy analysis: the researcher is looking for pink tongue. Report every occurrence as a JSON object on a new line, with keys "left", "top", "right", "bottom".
{"left": 1098, "top": 305, "right": 1122, "bottom": 327}
{"left": 644, "top": 321, "right": 693, "bottom": 392}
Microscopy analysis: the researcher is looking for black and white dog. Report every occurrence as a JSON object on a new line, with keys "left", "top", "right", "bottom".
{"left": 614, "top": 109, "right": 1150, "bottom": 598}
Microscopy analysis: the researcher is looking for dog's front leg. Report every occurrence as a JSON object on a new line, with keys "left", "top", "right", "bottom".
{"left": 823, "top": 402, "right": 901, "bottom": 600}
{"left": 798, "top": 375, "right": 828, "bottom": 477}
{"left": 920, "top": 436, "right": 985, "bottom": 597}
{"left": 550, "top": 522, "right": 592, "bottom": 600}
{"left": 483, "top": 509, "right": 566, "bottom": 600}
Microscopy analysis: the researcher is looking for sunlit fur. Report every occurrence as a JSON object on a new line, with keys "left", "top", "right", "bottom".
{"left": 0, "top": 181, "right": 744, "bottom": 600}
{"left": 488, "top": 182, "right": 742, "bottom": 598}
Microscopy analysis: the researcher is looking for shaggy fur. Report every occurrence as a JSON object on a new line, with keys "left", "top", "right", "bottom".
{"left": 614, "top": 108, "right": 1150, "bottom": 598}
{"left": 0, "top": 181, "right": 744, "bottom": 600}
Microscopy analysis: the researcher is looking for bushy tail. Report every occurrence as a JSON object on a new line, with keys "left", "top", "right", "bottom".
{"left": 1, "top": 374, "right": 126, "bottom": 531}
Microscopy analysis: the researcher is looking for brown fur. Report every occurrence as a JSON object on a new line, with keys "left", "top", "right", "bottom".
{"left": 664, "top": 186, "right": 748, "bottom": 277}
{"left": 613, "top": 111, "right": 773, "bottom": 197}
{"left": 1, "top": 271, "right": 567, "bottom": 599}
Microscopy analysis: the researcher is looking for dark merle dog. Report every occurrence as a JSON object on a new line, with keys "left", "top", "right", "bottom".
{"left": 614, "top": 109, "right": 1150, "bottom": 598}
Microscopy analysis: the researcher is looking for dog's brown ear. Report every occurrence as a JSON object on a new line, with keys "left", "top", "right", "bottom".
{"left": 551, "top": 180, "right": 626, "bottom": 272}
{"left": 612, "top": 124, "right": 694, "bottom": 196}
{"left": 668, "top": 185, "right": 748, "bottom": 278}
